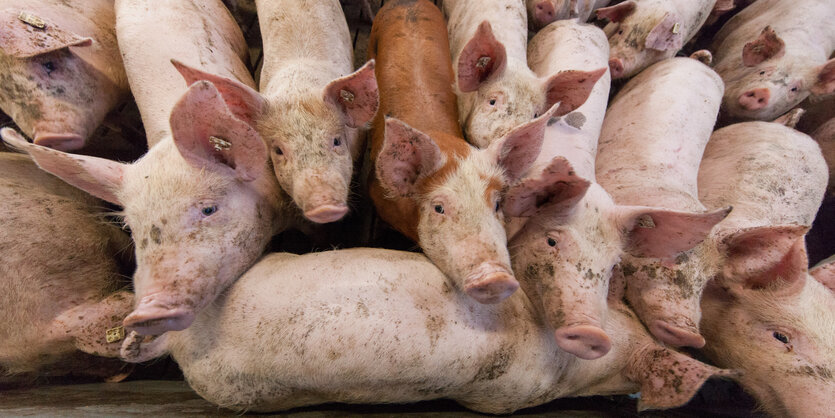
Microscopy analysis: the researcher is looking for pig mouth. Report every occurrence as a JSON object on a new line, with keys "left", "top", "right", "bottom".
{"left": 33, "top": 132, "right": 85, "bottom": 152}
{"left": 304, "top": 203, "right": 349, "bottom": 223}
{"left": 463, "top": 264, "right": 519, "bottom": 304}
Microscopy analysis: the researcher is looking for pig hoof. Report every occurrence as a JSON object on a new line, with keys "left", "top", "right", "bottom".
{"left": 33, "top": 133, "right": 85, "bottom": 151}
{"left": 304, "top": 204, "right": 349, "bottom": 223}
{"left": 123, "top": 308, "right": 194, "bottom": 336}
{"left": 464, "top": 272, "right": 519, "bottom": 304}
{"left": 650, "top": 320, "right": 706, "bottom": 348}
{"left": 608, "top": 58, "right": 625, "bottom": 79}
{"left": 555, "top": 325, "right": 612, "bottom": 360}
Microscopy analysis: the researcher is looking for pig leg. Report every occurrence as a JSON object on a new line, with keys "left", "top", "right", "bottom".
{"left": 48, "top": 290, "right": 134, "bottom": 358}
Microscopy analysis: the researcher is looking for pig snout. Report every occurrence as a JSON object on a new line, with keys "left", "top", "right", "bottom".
{"left": 650, "top": 320, "right": 706, "bottom": 349}
{"left": 296, "top": 172, "right": 349, "bottom": 223}
{"left": 554, "top": 324, "right": 612, "bottom": 360}
{"left": 608, "top": 58, "right": 625, "bottom": 79}
{"left": 533, "top": 0, "right": 557, "bottom": 27}
{"left": 463, "top": 263, "right": 519, "bottom": 304}
{"left": 738, "top": 88, "right": 771, "bottom": 110}
{"left": 33, "top": 132, "right": 86, "bottom": 152}
{"left": 123, "top": 294, "right": 196, "bottom": 336}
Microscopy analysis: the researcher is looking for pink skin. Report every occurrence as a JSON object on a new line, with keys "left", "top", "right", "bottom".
{"left": 711, "top": 0, "right": 835, "bottom": 121}
{"left": 597, "top": 0, "right": 715, "bottom": 79}
{"left": 811, "top": 117, "right": 835, "bottom": 196}
{"left": 0, "top": 0, "right": 129, "bottom": 151}
{"left": 0, "top": 153, "right": 134, "bottom": 379}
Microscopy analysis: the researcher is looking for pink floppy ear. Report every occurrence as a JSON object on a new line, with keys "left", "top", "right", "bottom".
{"left": 376, "top": 117, "right": 444, "bottom": 198}
{"left": 323, "top": 59, "right": 379, "bottom": 128}
{"left": 0, "top": 128, "right": 125, "bottom": 204}
{"left": 810, "top": 256, "right": 835, "bottom": 293}
{"left": 742, "top": 26, "right": 785, "bottom": 67}
{"left": 171, "top": 59, "right": 265, "bottom": 127}
{"left": 619, "top": 206, "right": 732, "bottom": 259}
{"left": 503, "top": 156, "right": 590, "bottom": 217}
{"left": 595, "top": 1, "right": 636, "bottom": 22}
{"left": 489, "top": 106, "right": 558, "bottom": 183}
{"left": 645, "top": 12, "right": 684, "bottom": 51}
{"left": 170, "top": 80, "right": 267, "bottom": 182}
{"left": 543, "top": 68, "right": 607, "bottom": 116}
{"left": 457, "top": 21, "right": 507, "bottom": 92}
{"left": 810, "top": 58, "right": 835, "bottom": 96}
{"left": 0, "top": 9, "right": 92, "bottom": 58}
{"left": 720, "top": 225, "right": 809, "bottom": 293}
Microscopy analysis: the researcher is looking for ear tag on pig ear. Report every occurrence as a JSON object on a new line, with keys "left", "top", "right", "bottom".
{"left": 18, "top": 12, "right": 45, "bottom": 29}
{"left": 106, "top": 326, "right": 125, "bottom": 343}
{"left": 209, "top": 135, "right": 232, "bottom": 152}
{"left": 477, "top": 56, "right": 492, "bottom": 70}
{"left": 339, "top": 89, "right": 355, "bottom": 103}
{"left": 672, "top": 22, "right": 680, "bottom": 34}
{"left": 636, "top": 214, "right": 656, "bottom": 228}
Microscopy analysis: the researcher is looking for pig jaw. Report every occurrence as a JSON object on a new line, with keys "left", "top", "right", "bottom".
{"left": 700, "top": 279, "right": 835, "bottom": 417}
{"left": 458, "top": 62, "right": 543, "bottom": 149}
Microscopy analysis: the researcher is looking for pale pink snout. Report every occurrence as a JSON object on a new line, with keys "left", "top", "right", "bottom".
{"left": 554, "top": 325, "right": 612, "bottom": 360}
{"left": 608, "top": 58, "right": 625, "bottom": 79}
{"left": 463, "top": 264, "right": 519, "bottom": 304}
{"left": 738, "top": 88, "right": 770, "bottom": 110}
{"left": 33, "top": 132, "right": 85, "bottom": 152}
{"left": 123, "top": 294, "right": 195, "bottom": 336}
{"left": 304, "top": 203, "right": 349, "bottom": 224}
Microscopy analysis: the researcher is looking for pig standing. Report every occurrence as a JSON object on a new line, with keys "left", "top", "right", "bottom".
{"left": 710, "top": 0, "right": 835, "bottom": 121}
{"left": 0, "top": 152, "right": 134, "bottom": 383}
{"left": 0, "top": 0, "right": 130, "bottom": 151}
{"left": 443, "top": 0, "right": 605, "bottom": 148}
{"left": 1, "top": 0, "right": 297, "bottom": 338}
{"left": 525, "top": 0, "right": 612, "bottom": 31}
{"left": 119, "top": 248, "right": 732, "bottom": 413}
{"left": 505, "top": 24, "right": 726, "bottom": 359}
{"left": 597, "top": 0, "right": 717, "bottom": 79}
{"left": 251, "top": 0, "right": 379, "bottom": 223}
{"left": 596, "top": 58, "right": 727, "bottom": 348}
{"left": 698, "top": 122, "right": 833, "bottom": 417}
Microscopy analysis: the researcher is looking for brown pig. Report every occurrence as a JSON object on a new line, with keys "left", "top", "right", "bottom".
{"left": 0, "top": 0, "right": 130, "bottom": 151}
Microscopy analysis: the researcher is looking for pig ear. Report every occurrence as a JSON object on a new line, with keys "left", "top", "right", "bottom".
{"left": 810, "top": 256, "right": 835, "bottom": 293}
{"left": 171, "top": 59, "right": 265, "bottom": 127}
{"left": 720, "top": 225, "right": 810, "bottom": 292}
{"left": 742, "top": 26, "right": 785, "bottom": 67}
{"left": 0, "top": 9, "right": 92, "bottom": 58}
{"left": 626, "top": 345, "right": 738, "bottom": 411}
{"left": 0, "top": 128, "right": 124, "bottom": 204}
{"left": 170, "top": 81, "right": 267, "bottom": 182}
{"left": 457, "top": 21, "right": 507, "bottom": 93}
{"left": 503, "top": 156, "right": 590, "bottom": 217}
{"left": 120, "top": 331, "right": 169, "bottom": 363}
{"left": 772, "top": 108, "right": 805, "bottom": 128}
{"left": 543, "top": 68, "right": 607, "bottom": 116}
{"left": 619, "top": 206, "right": 732, "bottom": 259}
{"left": 376, "top": 117, "right": 443, "bottom": 198}
{"left": 489, "top": 106, "right": 556, "bottom": 183}
{"left": 810, "top": 58, "right": 835, "bottom": 96}
{"left": 323, "top": 60, "right": 379, "bottom": 128}
{"left": 645, "top": 13, "right": 684, "bottom": 51}
{"left": 595, "top": 1, "right": 636, "bottom": 22}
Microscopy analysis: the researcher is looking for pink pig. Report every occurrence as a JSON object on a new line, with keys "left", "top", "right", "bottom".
{"left": 0, "top": 0, "right": 130, "bottom": 151}
{"left": 0, "top": 152, "right": 134, "bottom": 383}
{"left": 710, "top": 0, "right": 835, "bottom": 121}
{"left": 443, "top": 0, "right": 605, "bottom": 148}
{"left": 597, "top": 0, "right": 717, "bottom": 79}
{"left": 1, "top": 0, "right": 297, "bottom": 338}
{"left": 698, "top": 121, "right": 833, "bottom": 417}
{"left": 525, "top": 0, "right": 612, "bottom": 31}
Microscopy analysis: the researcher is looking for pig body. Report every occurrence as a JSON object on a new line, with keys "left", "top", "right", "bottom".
{"left": 711, "top": 0, "right": 835, "bottom": 121}
{"left": 525, "top": 0, "right": 612, "bottom": 31}
{"left": 120, "top": 249, "right": 730, "bottom": 414}
{"left": 0, "top": 152, "right": 133, "bottom": 381}
{"left": 443, "top": 0, "right": 604, "bottom": 148}
{"left": 812, "top": 117, "right": 835, "bottom": 196}
{"left": 697, "top": 122, "right": 833, "bottom": 417}
{"left": 598, "top": 0, "right": 717, "bottom": 79}
{"left": 0, "top": 0, "right": 129, "bottom": 151}
{"left": 596, "top": 58, "right": 726, "bottom": 348}
{"left": 254, "top": 0, "right": 378, "bottom": 223}
{"left": 1, "top": 0, "right": 297, "bottom": 338}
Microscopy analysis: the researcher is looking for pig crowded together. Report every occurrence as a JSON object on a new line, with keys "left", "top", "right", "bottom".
{"left": 0, "top": 0, "right": 833, "bottom": 416}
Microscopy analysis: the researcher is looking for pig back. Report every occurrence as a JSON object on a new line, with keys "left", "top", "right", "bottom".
{"left": 115, "top": 0, "right": 253, "bottom": 147}
{"left": 368, "top": 0, "right": 462, "bottom": 159}
{"left": 597, "top": 58, "right": 724, "bottom": 210}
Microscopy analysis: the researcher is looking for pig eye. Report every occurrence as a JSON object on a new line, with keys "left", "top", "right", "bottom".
{"left": 790, "top": 86, "right": 798, "bottom": 92}
{"left": 201, "top": 205, "right": 218, "bottom": 217}
{"left": 489, "top": 99, "right": 497, "bottom": 106}
{"left": 772, "top": 331, "right": 789, "bottom": 344}
{"left": 617, "top": 30, "right": 623, "bottom": 35}
{"left": 533, "top": 112, "right": 539, "bottom": 118}
{"left": 42, "top": 61, "right": 56, "bottom": 74}
{"left": 333, "top": 137, "right": 342, "bottom": 147}
{"left": 434, "top": 204, "right": 445, "bottom": 214}
{"left": 273, "top": 146, "right": 283, "bottom": 156}
{"left": 547, "top": 237, "right": 557, "bottom": 247}
{"left": 494, "top": 200, "right": 500, "bottom": 212}
{"left": 759, "top": 71, "right": 766, "bottom": 75}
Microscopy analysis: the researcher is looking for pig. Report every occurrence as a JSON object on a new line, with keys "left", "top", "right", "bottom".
{"left": 525, "top": 0, "right": 612, "bottom": 31}
{"left": 596, "top": 0, "right": 717, "bottom": 79}
{"left": 0, "top": 0, "right": 130, "bottom": 151}
{"left": 812, "top": 118, "right": 835, "bottom": 196}
{"left": 443, "top": 0, "right": 606, "bottom": 148}
{"left": 0, "top": 152, "right": 134, "bottom": 383}
{"left": 697, "top": 121, "right": 833, "bottom": 417}
{"left": 710, "top": 0, "right": 835, "bottom": 121}
{"left": 504, "top": 27, "right": 727, "bottom": 359}
{"left": 367, "top": 0, "right": 559, "bottom": 304}
{"left": 596, "top": 58, "right": 727, "bottom": 348}
{"left": 248, "top": 0, "right": 379, "bottom": 223}
{"left": 118, "top": 248, "right": 733, "bottom": 413}
{"left": 0, "top": 0, "right": 297, "bottom": 338}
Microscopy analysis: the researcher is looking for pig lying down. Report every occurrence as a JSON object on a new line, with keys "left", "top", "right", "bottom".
{"left": 120, "top": 249, "right": 733, "bottom": 414}
{"left": 0, "top": 0, "right": 129, "bottom": 151}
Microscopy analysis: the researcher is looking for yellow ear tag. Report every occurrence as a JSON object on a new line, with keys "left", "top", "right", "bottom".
{"left": 106, "top": 326, "right": 126, "bottom": 343}
{"left": 18, "top": 11, "right": 46, "bottom": 29}
{"left": 209, "top": 136, "right": 232, "bottom": 152}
